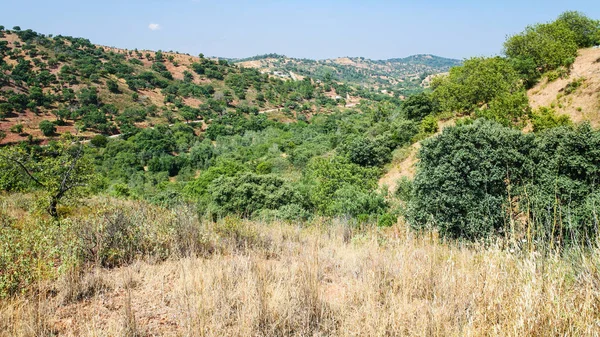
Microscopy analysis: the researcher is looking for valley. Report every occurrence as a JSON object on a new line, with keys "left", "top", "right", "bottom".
{"left": 1, "top": 9, "right": 600, "bottom": 337}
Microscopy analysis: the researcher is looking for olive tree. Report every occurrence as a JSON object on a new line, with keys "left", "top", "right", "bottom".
{"left": 0, "top": 141, "right": 95, "bottom": 218}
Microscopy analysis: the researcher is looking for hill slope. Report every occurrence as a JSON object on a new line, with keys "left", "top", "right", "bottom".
{"left": 233, "top": 54, "right": 461, "bottom": 95}
{"left": 528, "top": 47, "right": 600, "bottom": 127}
{"left": 0, "top": 28, "right": 366, "bottom": 145}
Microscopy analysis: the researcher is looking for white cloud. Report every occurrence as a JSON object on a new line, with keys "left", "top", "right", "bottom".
{"left": 148, "top": 23, "right": 161, "bottom": 31}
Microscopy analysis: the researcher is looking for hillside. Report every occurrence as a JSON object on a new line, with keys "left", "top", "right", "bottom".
{"left": 0, "top": 27, "right": 372, "bottom": 145}
{"left": 379, "top": 47, "right": 600, "bottom": 192}
{"left": 528, "top": 47, "right": 600, "bottom": 127}
{"left": 2, "top": 9, "right": 600, "bottom": 337}
{"left": 233, "top": 53, "right": 461, "bottom": 95}
{"left": 3, "top": 194, "right": 598, "bottom": 336}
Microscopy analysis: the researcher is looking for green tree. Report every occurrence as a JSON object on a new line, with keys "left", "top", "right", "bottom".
{"left": 39, "top": 120, "right": 56, "bottom": 136}
{"left": 179, "top": 106, "right": 199, "bottom": 122}
{"left": 431, "top": 57, "right": 522, "bottom": 114}
{"left": 555, "top": 11, "right": 600, "bottom": 47}
{"left": 504, "top": 20, "right": 578, "bottom": 74}
{"left": 183, "top": 70, "right": 194, "bottom": 83}
{"left": 107, "top": 79, "right": 120, "bottom": 93}
{"left": 402, "top": 92, "right": 439, "bottom": 121}
{"left": 0, "top": 103, "right": 10, "bottom": 119}
{"left": 206, "top": 172, "right": 303, "bottom": 218}
{"left": 409, "top": 120, "right": 532, "bottom": 239}
{"left": 0, "top": 141, "right": 95, "bottom": 218}
{"left": 476, "top": 90, "right": 531, "bottom": 127}
{"left": 304, "top": 156, "right": 380, "bottom": 215}
{"left": 90, "top": 134, "right": 108, "bottom": 148}
{"left": 340, "top": 136, "right": 392, "bottom": 167}
{"left": 77, "top": 87, "right": 99, "bottom": 106}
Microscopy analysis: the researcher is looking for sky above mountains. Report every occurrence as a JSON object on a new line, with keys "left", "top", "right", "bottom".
{"left": 2, "top": 0, "right": 599, "bottom": 60}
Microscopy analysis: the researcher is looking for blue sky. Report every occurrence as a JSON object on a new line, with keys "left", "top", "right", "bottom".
{"left": 1, "top": 0, "right": 599, "bottom": 60}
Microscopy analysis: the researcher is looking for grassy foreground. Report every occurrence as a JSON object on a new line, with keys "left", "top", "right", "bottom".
{"left": 1, "top": 195, "right": 600, "bottom": 336}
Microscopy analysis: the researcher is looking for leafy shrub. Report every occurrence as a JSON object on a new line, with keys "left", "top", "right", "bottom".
{"left": 74, "top": 204, "right": 173, "bottom": 268}
{"left": 255, "top": 161, "right": 273, "bottom": 174}
{"left": 327, "top": 185, "right": 388, "bottom": 218}
{"left": 39, "top": 120, "right": 56, "bottom": 136}
{"left": 409, "top": 120, "right": 532, "bottom": 238}
{"left": 90, "top": 135, "right": 108, "bottom": 148}
{"left": 206, "top": 172, "right": 303, "bottom": 218}
{"left": 255, "top": 203, "right": 311, "bottom": 222}
{"left": 564, "top": 78, "right": 584, "bottom": 95}
{"left": 395, "top": 176, "right": 413, "bottom": 202}
{"left": 106, "top": 79, "right": 120, "bottom": 93}
{"left": 378, "top": 213, "right": 397, "bottom": 227}
{"left": 10, "top": 124, "right": 24, "bottom": 134}
{"left": 110, "top": 183, "right": 131, "bottom": 197}
{"left": 0, "top": 219, "right": 77, "bottom": 298}
{"left": 402, "top": 92, "right": 439, "bottom": 121}
{"left": 340, "top": 136, "right": 392, "bottom": 167}
{"left": 184, "top": 160, "right": 246, "bottom": 201}
{"left": 213, "top": 217, "right": 261, "bottom": 251}
{"left": 476, "top": 90, "right": 530, "bottom": 127}
{"left": 531, "top": 107, "right": 572, "bottom": 132}
{"left": 545, "top": 69, "right": 566, "bottom": 82}
{"left": 304, "top": 156, "right": 381, "bottom": 216}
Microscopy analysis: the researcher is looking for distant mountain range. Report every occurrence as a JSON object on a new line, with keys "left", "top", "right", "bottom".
{"left": 230, "top": 54, "right": 462, "bottom": 95}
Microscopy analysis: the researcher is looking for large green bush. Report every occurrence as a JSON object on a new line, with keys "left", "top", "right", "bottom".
{"left": 409, "top": 119, "right": 600, "bottom": 242}
{"left": 431, "top": 57, "right": 522, "bottom": 114}
{"left": 206, "top": 172, "right": 303, "bottom": 218}
{"left": 409, "top": 120, "right": 532, "bottom": 238}
{"left": 402, "top": 92, "right": 439, "bottom": 121}
{"left": 39, "top": 120, "right": 56, "bottom": 136}
{"left": 525, "top": 124, "right": 600, "bottom": 243}
{"left": 340, "top": 136, "right": 391, "bottom": 167}
{"left": 304, "top": 156, "right": 381, "bottom": 216}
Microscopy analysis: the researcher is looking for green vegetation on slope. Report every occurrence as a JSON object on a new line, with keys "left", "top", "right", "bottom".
{"left": 0, "top": 10, "right": 599, "bottom": 266}
{"left": 233, "top": 53, "right": 461, "bottom": 96}
{"left": 1, "top": 26, "right": 395, "bottom": 144}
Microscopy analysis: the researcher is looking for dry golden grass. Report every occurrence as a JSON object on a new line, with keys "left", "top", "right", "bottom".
{"left": 2, "top": 207, "right": 600, "bottom": 336}
{"left": 528, "top": 47, "right": 600, "bottom": 127}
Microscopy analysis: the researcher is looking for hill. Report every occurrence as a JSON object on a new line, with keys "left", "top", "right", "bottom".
{"left": 233, "top": 53, "right": 461, "bottom": 95}
{"left": 2, "top": 10, "right": 600, "bottom": 336}
{"left": 528, "top": 47, "right": 600, "bottom": 127}
{"left": 0, "top": 27, "right": 377, "bottom": 145}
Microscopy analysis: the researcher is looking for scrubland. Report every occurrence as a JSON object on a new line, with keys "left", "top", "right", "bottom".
{"left": 1, "top": 194, "right": 600, "bottom": 336}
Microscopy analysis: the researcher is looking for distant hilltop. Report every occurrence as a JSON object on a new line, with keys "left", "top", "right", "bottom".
{"left": 231, "top": 53, "right": 461, "bottom": 94}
